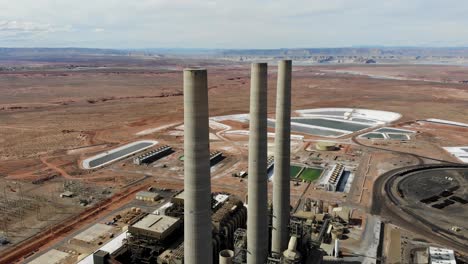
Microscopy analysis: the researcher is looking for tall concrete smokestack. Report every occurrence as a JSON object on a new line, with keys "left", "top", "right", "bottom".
{"left": 247, "top": 63, "right": 269, "bottom": 264}
{"left": 183, "top": 68, "right": 212, "bottom": 264}
{"left": 272, "top": 60, "right": 292, "bottom": 254}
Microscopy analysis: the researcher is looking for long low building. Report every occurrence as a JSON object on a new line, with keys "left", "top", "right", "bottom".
{"left": 133, "top": 145, "right": 172, "bottom": 165}
{"left": 136, "top": 191, "right": 161, "bottom": 202}
{"left": 82, "top": 140, "right": 158, "bottom": 169}
{"left": 428, "top": 247, "right": 457, "bottom": 264}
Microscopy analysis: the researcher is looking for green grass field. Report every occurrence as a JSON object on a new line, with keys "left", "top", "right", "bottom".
{"left": 298, "top": 167, "right": 323, "bottom": 182}
{"left": 290, "top": 165, "right": 303, "bottom": 178}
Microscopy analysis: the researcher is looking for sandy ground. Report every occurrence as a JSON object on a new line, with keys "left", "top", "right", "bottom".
{"left": 1, "top": 61, "right": 468, "bottom": 261}
{"left": 1, "top": 64, "right": 468, "bottom": 161}
{"left": 319, "top": 64, "right": 468, "bottom": 83}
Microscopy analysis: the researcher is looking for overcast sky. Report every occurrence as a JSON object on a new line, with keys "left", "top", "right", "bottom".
{"left": 1, "top": 0, "right": 468, "bottom": 49}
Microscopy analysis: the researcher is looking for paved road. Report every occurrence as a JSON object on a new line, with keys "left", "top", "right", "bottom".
{"left": 351, "top": 129, "right": 462, "bottom": 165}
{"left": 349, "top": 121, "right": 468, "bottom": 257}
{"left": 347, "top": 214, "right": 382, "bottom": 264}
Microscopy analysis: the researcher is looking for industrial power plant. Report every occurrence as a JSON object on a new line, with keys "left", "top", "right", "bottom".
{"left": 3, "top": 3, "right": 468, "bottom": 261}
{"left": 77, "top": 60, "right": 336, "bottom": 264}
{"left": 4, "top": 54, "right": 468, "bottom": 264}
{"left": 179, "top": 61, "right": 296, "bottom": 263}
{"left": 104, "top": 60, "right": 351, "bottom": 264}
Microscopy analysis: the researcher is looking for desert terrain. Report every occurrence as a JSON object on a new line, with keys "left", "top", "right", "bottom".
{"left": 0, "top": 53, "right": 468, "bottom": 263}
{"left": 1, "top": 63, "right": 467, "bottom": 161}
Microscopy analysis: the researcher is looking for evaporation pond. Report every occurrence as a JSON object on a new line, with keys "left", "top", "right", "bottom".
{"left": 361, "top": 132, "right": 385, "bottom": 139}
{"left": 292, "top": 118, "right": 371, "bottom": 132}
{"left": 387, "top": 133, "right": 410, "bottom": 140}
{"left": 268, "top": 120, "right": 346, "bottom": 137}
{"left": 376, "top": 127, "right": 413, "bottom": 134}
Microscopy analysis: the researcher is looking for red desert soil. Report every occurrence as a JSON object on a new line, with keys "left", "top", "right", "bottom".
{"left": 1, "top": 61, "right": 468, "bottom": 262}
{"left": 0, "top": 182, "right": 150, "bottom": 264}
{"left": 0, "top": 63, "right": 467, "bottom": 184}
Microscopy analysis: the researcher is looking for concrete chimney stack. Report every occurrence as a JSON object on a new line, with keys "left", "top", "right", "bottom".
{"left": 247, "top": 63, "right": 269, "bottom": 264}
{"left": 272, "top": 60, "right": 292, "bottom": 253}
{"left": 183, "top": 68, "right": 212, "bottom": 264}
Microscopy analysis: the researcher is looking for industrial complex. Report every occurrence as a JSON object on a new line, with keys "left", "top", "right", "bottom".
{"left": 1, "top": 59, "right": 468, "bottom": 264}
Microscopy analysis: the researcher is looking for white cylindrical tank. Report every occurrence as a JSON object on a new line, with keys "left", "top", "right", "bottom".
{"left": 219, "top": 249, "right": 234, "bottom": 264}
{"left": 334, "top": 239, "right": 340, "bottom": 258}
{"left": 282, "top": 236, "right": 302, "bottom": 264}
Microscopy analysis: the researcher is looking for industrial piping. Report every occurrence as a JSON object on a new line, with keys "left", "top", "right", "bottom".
{"left": 247, "top": 63, "right": 269, "bottom": 264}
{"left": 272, "top": 60, "right": 292, "bottom": 253}
{"left": 183, "top": 68, "right": 212, "bottom": 264}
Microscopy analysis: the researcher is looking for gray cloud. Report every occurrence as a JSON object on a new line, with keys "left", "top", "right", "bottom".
{"left": 0, "top": 20, "right": 71, "bottom": 33}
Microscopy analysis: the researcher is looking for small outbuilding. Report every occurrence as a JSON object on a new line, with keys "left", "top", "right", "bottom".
{"left": 135, "top": 191, "right": 160, "bottom": 202}
{"left": 315, "top": 142, "right": 338, "bottom": 151}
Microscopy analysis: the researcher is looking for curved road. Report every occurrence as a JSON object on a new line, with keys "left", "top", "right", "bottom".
{"left": 371, "top": 164, "right": 468, "bottom": 254}
{"left": 350, "top": 122, "right": 467, "bottom": 254}
{"left": 351, "top": 135, "right": 461, "bottom": 165}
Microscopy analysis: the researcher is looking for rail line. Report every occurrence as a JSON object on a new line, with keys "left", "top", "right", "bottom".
{"left": 371, "top": 164, "right": 468, "bottom": 254}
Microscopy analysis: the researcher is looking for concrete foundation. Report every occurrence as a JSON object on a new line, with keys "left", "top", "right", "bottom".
{"left": 183, "top": 68, "right": 212, "bottom": 264}
{"left": 247, "top": 63, "right": 269, "bottom": 264}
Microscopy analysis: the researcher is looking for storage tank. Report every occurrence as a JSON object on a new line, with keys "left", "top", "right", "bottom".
{"left": 315, "top": 141, "right": 337, "bottom": 151}
{"left": 219, "top": 249, "right": 234, "bottom": 264}
{"left": 282, "top": 236, "right": 302, "bottom": 264}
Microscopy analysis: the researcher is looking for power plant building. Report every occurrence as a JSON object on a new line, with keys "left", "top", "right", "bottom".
{"left": 129, "top": 214, "right": 181, "bottom": 241}
{"left": 25, "top": 62, "right": 373, "bottom": 264}
{"left": 133, "top": 145, "right": 172, "bottom": 165}
{"left": 210, "top": 151, "right": 224, "bottom": 166}
{"left": 106, "top": 61, "right": 321, "bottom": 264}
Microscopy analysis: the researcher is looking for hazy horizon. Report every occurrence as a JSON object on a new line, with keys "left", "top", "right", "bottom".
{"left": 3, "top": 46, "right": 468, "bottom": 50}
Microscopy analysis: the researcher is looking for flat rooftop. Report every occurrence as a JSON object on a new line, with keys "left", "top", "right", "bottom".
{"left": 429, "top": 247, "right": 457, "bottom": 264}
{"left": 174, "top": 190, "right": 185, "bottom": 199}
{"left": 82, "top": 140, "right": 157, "bottom": 169}
{"left": 74, "top": 223, "right": 113, "bottom": 243}
{"left": 136, "top": 191, "right": 160, "bottom": 198}
{"left": 28, "top": 249, "right": 70, "bottom": 264}
{"left": 77, "top": 231, "right": 128, "bottom": 264}
{"left": 129, "top": 214, "right": 181, "bottom": 240}
{"left": 132, "top": 214, "right": 179, "bottom": 233}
